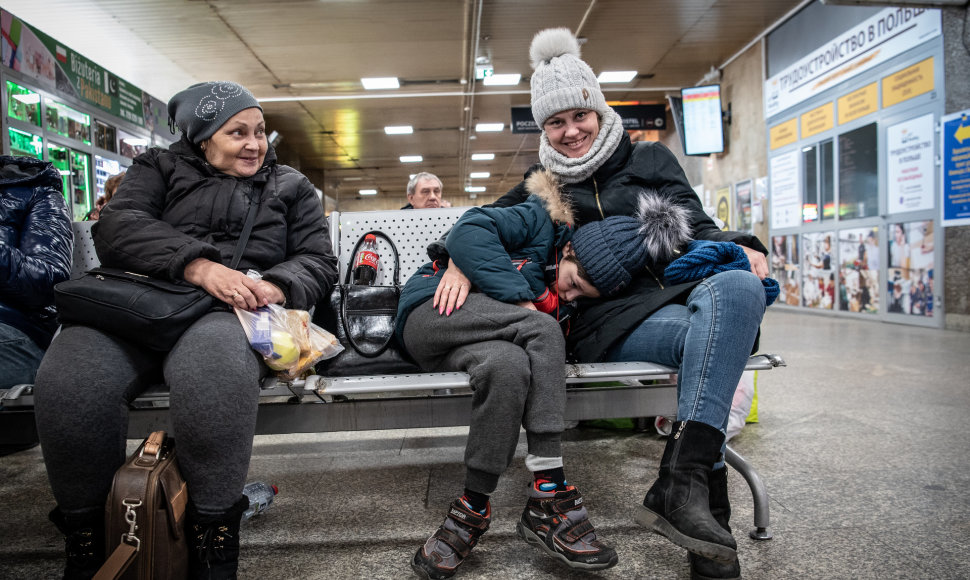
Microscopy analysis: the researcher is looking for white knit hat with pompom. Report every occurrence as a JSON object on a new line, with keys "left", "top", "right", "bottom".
{"left": 529, "top": 28, "right": 609, "bottom": 127}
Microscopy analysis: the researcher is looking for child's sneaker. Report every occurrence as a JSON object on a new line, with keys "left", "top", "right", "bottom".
{"left": 516, "top": 482, "right": 618, "bottom": 571}
{"left": 412, "top": 498, "right": 491, "bottom": 579}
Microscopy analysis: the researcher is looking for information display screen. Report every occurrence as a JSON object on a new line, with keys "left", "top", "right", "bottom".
{"left": 837, "top": 122, "right": 878, "bottom": 219}
{"left": 681, "top": 84, "right": 725, "bottom": 156}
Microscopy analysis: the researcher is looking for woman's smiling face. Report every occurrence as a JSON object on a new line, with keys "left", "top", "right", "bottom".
{"left": 543, "top": 108, "right": 600, "bottom": 158}
{"left": 202, "top": 107, "right": 267, "bottom": 177}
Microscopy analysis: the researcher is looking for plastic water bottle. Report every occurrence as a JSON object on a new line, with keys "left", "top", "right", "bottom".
{"left": 352, "top": 234, "right": 380, "bottom": 285}
{"left": 242, "top": 481, "right": 278, "bottom": 520}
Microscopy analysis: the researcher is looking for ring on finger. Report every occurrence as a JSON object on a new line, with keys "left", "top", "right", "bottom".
{"left": 230, "top": 291, "right": 240, "bottom": 299}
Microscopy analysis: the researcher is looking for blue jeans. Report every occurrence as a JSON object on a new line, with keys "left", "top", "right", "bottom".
{"left": 606, "top": 271, "right": 766, "bottom": 465}
{"left": 0, "top": 323, "right": 46, "bottom": 389}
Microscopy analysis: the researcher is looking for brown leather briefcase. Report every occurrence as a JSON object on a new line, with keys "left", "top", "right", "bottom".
{"left": 94, "top": 431, "right": 189, "bottom": 580}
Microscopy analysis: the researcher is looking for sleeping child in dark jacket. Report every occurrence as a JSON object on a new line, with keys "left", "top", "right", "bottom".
{"left": 397, "top": 169, "right": 691, "bottom": 580}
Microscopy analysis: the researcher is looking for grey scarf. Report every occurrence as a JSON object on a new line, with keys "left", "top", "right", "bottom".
{"left": 538, "top": 109, "right": 624, "bottom": 184}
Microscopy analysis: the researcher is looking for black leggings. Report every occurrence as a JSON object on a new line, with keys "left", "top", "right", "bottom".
{"left": 34, "top": 311, "right": 265, "bottom": 515}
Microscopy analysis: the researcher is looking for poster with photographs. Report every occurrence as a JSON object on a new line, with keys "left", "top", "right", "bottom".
{"left": 801, "top": 231, "right": 836, "bottom": 310}
{"left": 771, "top": 234, "right": 800, "bottom": 306}
{"left": 838, "top": 227, "right": 879, "bottom": 314}
{"left": 888, "top": 221, "right": 935, "bottom": 317}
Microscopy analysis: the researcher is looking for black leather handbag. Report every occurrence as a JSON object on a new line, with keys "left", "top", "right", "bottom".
{"left": 54, "top": 197, "right": 258, "bottom": 351}
{"left": 316, "top": 230, "right": 421, "bottom": 377}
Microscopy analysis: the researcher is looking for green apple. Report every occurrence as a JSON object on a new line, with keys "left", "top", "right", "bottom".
{"left": 266, "top": 330, "right": 301, "bottom": 371}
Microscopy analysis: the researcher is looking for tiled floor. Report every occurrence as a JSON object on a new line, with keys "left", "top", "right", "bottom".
{"left": 2, "top": 309, "right": 969, "bottom": 579}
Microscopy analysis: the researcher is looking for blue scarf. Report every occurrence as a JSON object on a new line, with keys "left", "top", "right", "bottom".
{"left": 664, "top": 240, "right": 779, "bottom": 306}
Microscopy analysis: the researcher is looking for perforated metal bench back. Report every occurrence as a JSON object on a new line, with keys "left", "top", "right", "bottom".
{"left": 330, "top": 207, "right": 469, "bottom": 285}
{"left": 70, "top": 221, "right": 100, "bottom": 279}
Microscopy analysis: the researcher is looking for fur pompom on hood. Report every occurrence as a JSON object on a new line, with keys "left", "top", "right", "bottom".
{"left": 525, "top": 169, "right": 575, "bottom": 225}
{"left": 635, "top": 191, "right": 692, "bottom": 265}
{"left": 529, "top": 28, "right": 581, "bottom": 70}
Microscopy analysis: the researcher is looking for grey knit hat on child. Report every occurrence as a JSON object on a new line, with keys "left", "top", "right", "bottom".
{"left": 167, "top": 81, "right": 262, "bottom": 143}
{"left": 529, "top": 28, "right": 610, "bottom": 127}
{"left": 571, "top": 192, "right": 692, "bottom": 297}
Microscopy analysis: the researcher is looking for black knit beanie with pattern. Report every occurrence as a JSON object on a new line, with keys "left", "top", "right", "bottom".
{"left": 167, "top": 81, "right": 261, "bottom": 143}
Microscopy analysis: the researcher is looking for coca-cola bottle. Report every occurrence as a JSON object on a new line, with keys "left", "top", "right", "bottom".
{"left": 352, "top": 234, "right": 380, "bottom": 285}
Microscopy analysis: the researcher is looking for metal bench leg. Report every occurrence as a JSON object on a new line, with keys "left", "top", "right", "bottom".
{"left": 724, "top": 444, "right": 772, "bottom": 540}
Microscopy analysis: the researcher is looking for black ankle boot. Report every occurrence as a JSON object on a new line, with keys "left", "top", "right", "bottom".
{"left": 187, "top": 496, "right": 248, "bottom": 580}
{"left": 689, "top": 467, "right": 741, "bottom": 579}
{"left": 635, "top": 420, "right": 737, "bottom": 563}
{"left": 49, "top": 507, "right": 105, "bottom": 580}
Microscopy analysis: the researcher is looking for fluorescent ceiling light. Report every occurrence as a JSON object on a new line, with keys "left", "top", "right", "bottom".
{"left": 597, "top": 70, "right": 638, "bottom": 83}
{"left": 122, "top": 137, "right": 150, "bottom": 146}
{"left": 471, "top": 153, "right": 494, "bottom": 161}
{"left": 482, "top": 73, "right": 521, "bottom": 86}
{"left": 361, "top": 77, "right": 400, "bottom": 90}
{"left": 470, "top": 172, "right": 490, "bottom": 179}
{"left": 359, "top": 189, "right": 378, "bottom": 195}
{"left": 475, "top": 123, "right": 504, "bottom": 132}
{"left": 400, "top": 155, "right": 423, "bottom": 163}
{"left": 465, "top": 186, "right": 486, "bottom": 193}
{"left": 384, "top": 125, "right": 413, "bottom": 135}
{"left": 12, "top": 93, "right": 40, "bottom": 104}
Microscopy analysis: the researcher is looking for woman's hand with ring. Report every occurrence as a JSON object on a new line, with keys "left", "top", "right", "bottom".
{"left": 433, "top": 259, "right": 471, "bottom": 316}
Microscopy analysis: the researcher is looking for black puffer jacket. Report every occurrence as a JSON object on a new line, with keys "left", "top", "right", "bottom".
{"left": 95, "top": 137, "right": 337, "bottom": 310}
{"left": 492, "top": 133, "right": 767, "bottom": 362}
{"left": 0, "top": 156, "right": 73, "bottom": 348}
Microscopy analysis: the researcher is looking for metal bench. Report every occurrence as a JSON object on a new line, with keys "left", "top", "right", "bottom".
{"left": 0, "top": 209, "right": 785, "bottom": 540}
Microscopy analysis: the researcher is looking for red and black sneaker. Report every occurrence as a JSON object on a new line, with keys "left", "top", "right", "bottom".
{"left": 516, "top": 483, "right": 618, "bottom": 571}
{"left": 412, "top": 498, "right": 491, "bottom": 579}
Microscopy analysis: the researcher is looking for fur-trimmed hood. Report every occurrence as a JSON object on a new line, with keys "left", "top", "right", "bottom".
{"left": 525, "top": 169, "right": 576, "bottom": 225}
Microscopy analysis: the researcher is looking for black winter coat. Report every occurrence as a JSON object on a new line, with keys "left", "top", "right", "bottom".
{"left": 492, "top": 133, "right": 767, "bottom": 363}
{"left": 0, "top": 156, "right": 73, "bottom": 348}
{"left": 95, "top": 137, "right": 337, "bottom": 310}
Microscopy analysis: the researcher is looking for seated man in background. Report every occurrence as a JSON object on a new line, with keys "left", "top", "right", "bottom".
{"left": 402, "top": 171, "right": 444, "bottom": 209}
{"left": 0, "top": 155, "right": 73, "bottom": 453}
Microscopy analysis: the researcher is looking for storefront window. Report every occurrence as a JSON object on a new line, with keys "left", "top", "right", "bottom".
{"left": 801, "top": 140, "right": 834, "bottom": 223}
{"left": 838, "top": 123, "right": 878, "bottom": 220}
{"left": 94, "top": 155, "right": 122, "bottom": 197}
{"left": 118, "top": 129, "right": 149, "bottom": 159}
{"left": 6, "top": 81, "right": 41, "bottom": 126}
{"left": 8, "top": 127, "right": 43, "bottom": 159}
{"left": 95, "top": 120, "right": 117, "bottom": 152}
{"left": 48, "top": 143, "right": 92, "bottom": 220}
{"left": 44, "top": 98, "right": 91, "bottom": 144}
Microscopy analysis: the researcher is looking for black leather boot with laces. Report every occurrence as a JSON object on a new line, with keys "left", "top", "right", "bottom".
{"left": 187, "top": 496, "right": 248, "bottom": 580}
{"left": 49, "top": 507, "right": 105, "bottom": 580}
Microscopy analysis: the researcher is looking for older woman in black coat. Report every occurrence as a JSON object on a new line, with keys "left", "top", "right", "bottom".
{"left": 34, "top": 81, "right": 337, "bottom": 580}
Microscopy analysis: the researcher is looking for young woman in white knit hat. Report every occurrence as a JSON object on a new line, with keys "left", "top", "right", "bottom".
{"left": 435, "top": 28, "right": 773, "bottom": 580}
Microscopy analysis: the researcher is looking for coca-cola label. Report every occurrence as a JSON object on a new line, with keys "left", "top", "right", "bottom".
{"left": 353, "top": 250, "right": 379, "bottom": 269}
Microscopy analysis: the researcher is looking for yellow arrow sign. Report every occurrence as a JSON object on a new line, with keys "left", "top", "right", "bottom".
{"left": 956, "top": 123, "right": 970, "bottom": 144}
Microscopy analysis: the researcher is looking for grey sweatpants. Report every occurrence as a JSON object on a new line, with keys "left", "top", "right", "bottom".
{"left": 34, "top": 311, "right": 265, "bottom": 516}
{"left": 402, "top": 293, "right": 566, "bottom": 494}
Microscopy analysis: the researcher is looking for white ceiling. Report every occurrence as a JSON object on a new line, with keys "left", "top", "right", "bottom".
{"left": 2, "top": 0, "right": 810, "bottom": 206}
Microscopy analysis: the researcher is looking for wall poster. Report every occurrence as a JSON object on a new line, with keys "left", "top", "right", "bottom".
{"left": 715, "top": 186, "right": 732, "bottom": 230}
{"left": 887, "top": 113, "right": 935, "bottom": 213}
{"left": 838, "top": 227, "right": 879, "bottom": 314}
{"left": 770, "top": 151, "right": 801, "bottom": 228}
{"left": 802, "top": 231, "right": 836, "bottom": 310}
{"left": 735, "top": 179, "right": 753, "bottom": 232}
{"left": 888, "top": 220, "right": 935, "bottom": 316}
{"left": 771, "top": 234, "right": 800, "bottom": 306}
{"left": 941, "top": 109, "right": 970, "bottom": 226}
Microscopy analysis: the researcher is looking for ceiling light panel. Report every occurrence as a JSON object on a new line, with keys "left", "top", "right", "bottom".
{"left": 597, "top": 71, "right": 638, "bottom": 83}
{"left": 400, "top": 155, "right": 423, "bottom": 163}
{"left": 361, "top": 77, "right": 400, "bottom": 89}
{"left": 384, "top": 125, "right": 413, "bottom": 134}
{"left": 475, "top": 123, "right": 504, "bottom": 132}
{"left": 482, "top": 73, "right": 521, "bottom": 86}
{"left": 471, "top": 153, "right": 494, "bottom": 161}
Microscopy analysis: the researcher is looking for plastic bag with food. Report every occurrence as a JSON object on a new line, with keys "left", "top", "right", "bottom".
{"left": 235, "top": 303, "right": 343, "bottom": 379}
